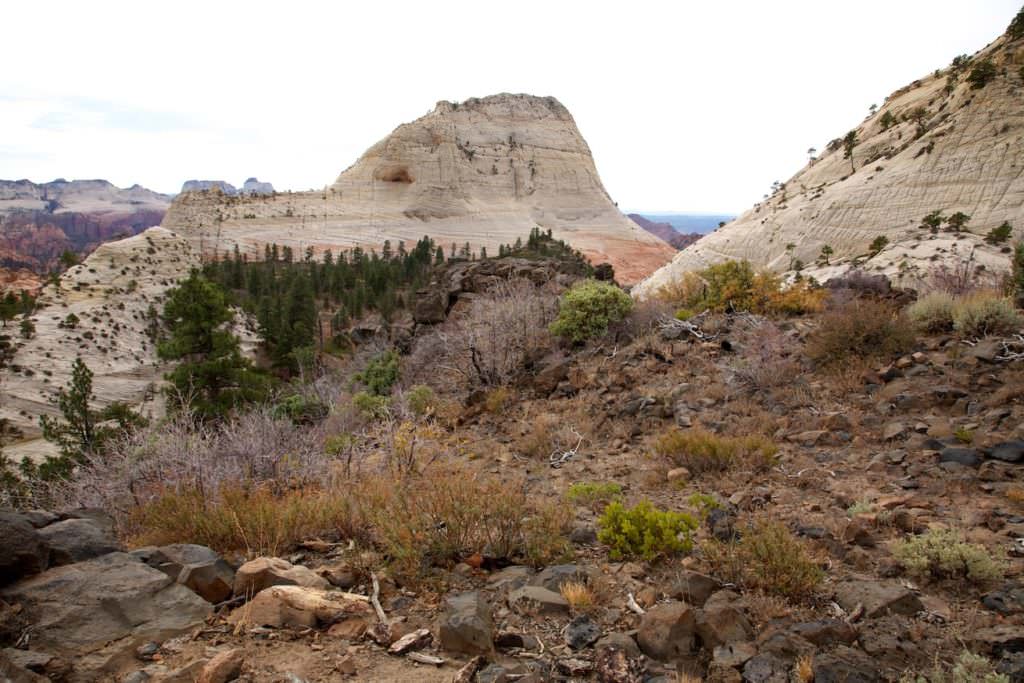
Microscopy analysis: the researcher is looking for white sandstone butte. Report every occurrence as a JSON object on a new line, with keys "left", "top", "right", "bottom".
{"left": 162, "top": 93, "right": 675, "bottom": 285}
{"left": 634, "top": 30, "right": 1024, "bottom": 298}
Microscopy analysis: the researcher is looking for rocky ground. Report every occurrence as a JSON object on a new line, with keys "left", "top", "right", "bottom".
{"left": 3, "top": 276, "right": 1024, "bottom": 682}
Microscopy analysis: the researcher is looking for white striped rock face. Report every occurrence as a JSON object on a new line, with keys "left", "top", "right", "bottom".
{"left": 162, "top": 93, "right": 674, "bottom": 285}
{"left": 635, "top": 34, "right": 1024, "bottom": 298}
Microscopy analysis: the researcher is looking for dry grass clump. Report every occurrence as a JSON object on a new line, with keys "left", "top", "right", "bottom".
{"left": 891, "top": 529, "right": 1005, "bottom": 584}
{"left": 127, "top": 465, "right": 571, "bottom": 581}
{"left": 654, "top": 428, "right": 778, "bottom": 474}
{"left": 727, "top": 322, "right": 802, "bottom": 392}
{"left": 560, "top": 580, "right": 596, "bottom": 613}
{"left": 794, "top": 655, "right": 815, "bottom": 683}
{"left": 127, "top": 484, "right": 367, "bottom": 557}
{"left": 484, "top": 387, "right": 511, "bottom": 414}
{"left": 805, "top": 298, "right": 915, "bottom": 367}
{"left": 703, "top": 519, "right": 823, "bottom": 600}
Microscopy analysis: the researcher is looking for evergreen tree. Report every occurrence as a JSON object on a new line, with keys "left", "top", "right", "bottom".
{"left": 159, "top": 270, "right": 269, "bottom": 420}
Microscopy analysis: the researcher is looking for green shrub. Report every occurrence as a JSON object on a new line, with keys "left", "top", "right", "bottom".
{"left": 869, "top": 235, "right": 889, "bottom": 256}
{"left": 567, "top": 481, "right": 622, "bottom": 507}
{"left": 405, "top": 385, "right": 437, "bottom": 417}
{"left": 1010, "top": 7, "right": 1024, "bottom": 40}
{"left": 967, "top": 58, "right": 998, "bottom": 89}
{"left": 597, "top": 500, "right": 697, "bottom": 561}
{"left": 805, "top": 299, "right": 916, "bottom": 367}
{"left": 952, "top": 293, "right": 1022, "bottom": 337}
{"left": 703, "top": 519, "right": 823, "bottom": 599}
{"left": 353, "top": 391, "right": 390, "bottom": 419}
{"left": 356, "top": 350, "right": 400, "bottom": 396}
{"left": 879, "top": 111, "right": 897, "bottom": 130}
{"left": 985, "top": 222, "right": 1012, "bottom": 245}
{"left": 273, "top": 394, "right": 329, "bottom": 425}
{"left": 1015, "top": 242, "right": 1024, "bottom": 309}
{"left": 550, "top": 280, "right": 633, "bottom": 343}
{"left": 908, "top": 291, "right": 957, "bottom": 333}
{"left": 654, "top": 428, "right": 778, "bottom": 474}
{"left": 892, "top": 529, "right": 1005, "bottom": 583}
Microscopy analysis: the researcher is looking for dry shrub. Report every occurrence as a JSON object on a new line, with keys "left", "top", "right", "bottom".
{"left": 908, "top": 291, "right": 957, "bottom": 333}
{"left": 794, "top": 655, "right": 815, "bottom": 683}
{"left": 703, "top": 519, "right": 823, "bottom": 600}
{"left": 127, "top": 484, "right": 367, "bottom": 557}
{"left": 805, "top": 298, "right": 915, "bottom": 367}
{"left": 518, "top": 413, "right": 559, "bottom": 459}
{"left": 360, "top": 466, "right": 571, "bottom": 579}
{"left": 656, "top": 272, "right": 706, "bottom": 307}
{"left": 127, "top": 465, "right": 571, "bottom": 580}
{"left": 656, "top": 262, "right": 824, "bottom": 316}
{"left": 484, "top": 387, "right": 511, "bottom": 414}
{"left": 952, "top": 291, "right": 1022, "bottom": 337}
{"left": 892, "top": 529, "right": 1005, "bottom": 584}
{"left": 929, "top": 258, "right": 997, "bottom": 296}
{"left": 727, "top": 322, "right": 802, "bottom": 392}
{"left": 407, "top": 278, "right": 558, "bottom": 389}
{"left": 654, "top": 428, "right": 778, "bottom": 474}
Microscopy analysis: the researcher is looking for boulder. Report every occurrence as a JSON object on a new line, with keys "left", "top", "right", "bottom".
{"left": 989, "top": 441, "right": 1024, "bottom": 464}
{"left": 178, "top": 559, "right": 235, "bottom": 604}
{"left": 36, "top": 518, "right": 120, "bottom": 566}
{"left": 834, "top": 579, "right": 924, "bottom": 618}
{"left": 533, "top": 354, "right": 571, "bottom": 396}
{"left": 813, "top": 645, "right": 882, "bottom": 682}
{"left": 0, "top": 650, "right": 47, "bottom": 683}
{"left": 508, "top": 585, "right": 569, "bottom": 616}
{"left": 712, "top": 641, "right": 757, "bottom": 668}
{"left": 0, "top": 552, "right": 211, "bottom": 676}
{"left": 595, "top": 632, "right": 641, "bottom": 659}
{"left": 232, "top": 556, "right": 329, "bottom": 597}
{"left": 938, "top": 447, "right": 983, "bottom": 468}
{"left": 671, "top": 570, "right": 721, "bottom": 607}
{"left": 228, "top": 585, "right": 370, "bottom": 629}
{"left": 412, "top": 289, "right": 448, "bottom": 324}
{"left": 0, "top": 511, "right": 49, "bottom": 586}
{"left": 196, "top": 648, "right": 244, "bottom": 683}
{"left": 788, "top": 620, "right": 858, "bottom": 647}
{"left": 529, "top": 564, "right": 587, "bottom": 592}
{"left": 145, "top": 544, "right": 219, "bottom": 579}
{"left": 742, "top": 653, "right": 790, "bottom": 683}
{"left": 697, "top": 602, "right": 754, "bottom": 649}
{"left": 636, "top": 601, "right": 698, "bottom": 662}
{"left": 439, "top": 591, "right": 494, "bottom": 656}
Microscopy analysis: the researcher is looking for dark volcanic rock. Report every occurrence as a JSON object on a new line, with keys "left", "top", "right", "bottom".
{"left": 0, "top": 511, "right": 49, "bottom": 586}
{"left": 37, "top": 518, "right": 120, "bottom": 566}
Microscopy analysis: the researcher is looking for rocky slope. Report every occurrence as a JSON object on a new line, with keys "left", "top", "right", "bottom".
{"left": 634, "top": 26, "right": 1024, "bottom": 298}
{"left": 162, "top": 94, "right": 675, "bottom": 284}
{"left": 627, "top": 213, "right": 703, "bottom": 250}
{"left": 180, "top": 178, "right": 275, "bottom": 195}
{"left": 0, "top": 228, "right": 201, "bottom": 462}
{"left": 0, "top": 179, "right": 171, "bottom": 275}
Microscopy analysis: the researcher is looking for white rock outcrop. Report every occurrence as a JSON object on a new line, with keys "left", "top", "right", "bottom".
{"left": 163, "top": 94, "right": 675, "bottom": 284}
{"left": 634, "top": 33, "right": 1024, "bottom": 297}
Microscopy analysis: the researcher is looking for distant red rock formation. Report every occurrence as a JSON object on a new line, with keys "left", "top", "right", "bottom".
{"left": 627, "top": 214, "right": 703, "bottom": 250}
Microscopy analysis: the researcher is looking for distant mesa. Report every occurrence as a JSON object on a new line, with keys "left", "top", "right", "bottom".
{"left": 627, "top": 214, "right": 706, "bottom": 251}
{"left": 163, "top": 93, "right": 674, "bottom": 284}
{"left": 180, "top": 178, "right": 276, "bottom": 196}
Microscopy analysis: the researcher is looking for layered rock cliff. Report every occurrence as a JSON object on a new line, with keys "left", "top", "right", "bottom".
{"left": 0, "top": 179, "right": 171, "bottom": 275}
{"left": 162, "top": 94, "right": 674, "bottom": 284}
{"left": 634, "top": 26, "right": 1024, "bottom": 297}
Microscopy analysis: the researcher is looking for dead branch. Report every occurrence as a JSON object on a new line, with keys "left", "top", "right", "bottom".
{"left": 549, "top": 427, "right": 584, "bottom": 468}
{"left": 370, "top": 572, "right": 388, "bottom": 626}
{"left": 626, "top": 593, "right": 645, "bottom": 616}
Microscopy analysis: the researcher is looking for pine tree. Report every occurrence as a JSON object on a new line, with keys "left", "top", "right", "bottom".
{"left": 159, "top": 270, "right": 269, "bottom": 420}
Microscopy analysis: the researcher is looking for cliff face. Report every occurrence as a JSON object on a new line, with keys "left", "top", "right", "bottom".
{"left": 634, "top": 29, "right": 1024, "bottom": 297}
{"left": 0, "top": 179, "right": 171, "bottom": 276}
{"left": 162, "top": 94, "right": 674, "bottom": 284}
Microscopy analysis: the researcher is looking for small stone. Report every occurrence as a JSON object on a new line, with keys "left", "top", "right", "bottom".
{"left": 196, "top": 648, "right": 244, "bottom": 683}
{"left": 671, "top": 570, "right": 721, "bottom": 607}
{"left": 508, "top": 586, "right": 569, "bottom": 616}
{"left": 637, "top": 602, "right": 697, "bottom": 662}
{"left": 327, "top": 616, "right": 368, "bottom": 639}
{"left": 388, "top": 628, "right": 432, "bottom": 654}
{"left": 712, "top": 641, "right": 757, "bottom": 668}
{"left": 834, "top": 579, "right": 924, "bottom": 618}
{"left": 178, "top": 560, "right": 235, "bottom": 604}
{"left": 439, "top": 591, "right": 493, "bottom": 656}
{"left": 938, "top": 447, "right": 982, "bottom": 467}
{"left": 556, "top": 658, "right": 594, "bottom": 677}
{"left": 565, "top": 614, "right": 601, "bottom": 650}
{"left": 335, "top": 655, "right": 356, "bottom": 676}
{"left": 136, "top": 642, "right": 160, "bottom": 661}
{"left": 882, "top": 422, "right": 907, "bottom": 441}
{"left": 988, "top": 441, "right": 1024, "bottom": 464}
{"left": 232, "top": 557, "right": 328, "bottom": 597}
{"left": 667, "top": 467, "right": 690, "bottom": 483}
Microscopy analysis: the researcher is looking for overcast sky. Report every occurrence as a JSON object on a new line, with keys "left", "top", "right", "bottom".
{"left": 1, "top": 1, "right": 1019, "bottom": 213}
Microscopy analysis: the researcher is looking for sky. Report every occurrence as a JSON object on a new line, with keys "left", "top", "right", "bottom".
{"left": 1, "top": 1, "right": 1019, "bottom": 214}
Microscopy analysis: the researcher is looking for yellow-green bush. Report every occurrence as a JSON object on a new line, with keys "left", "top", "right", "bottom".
{"left": 353, "top": 391, "right": 390, "bottom": 419}
{"left": 901, "top": 651, "right": 1009, "bottom": 683}
{"left": 892, "top": 529, "right": 1005, "bottom": 583}
{"left": 567, "top": 481, "right": 622, "bottom": 507}
{"left": 703, "top": 519, "right": 823, "bottom": 599}
{"left": 550, "top": 280, "right": 633, "bottom": 343}
{"left": 654, "top": 428, "right": 778, "bottom": 474}
{"left": 597, "top": 500, "right": 697, "bottom": 561}
{"left": 656, "top": 260, "right": 824, "bottom": 316}
{"left": 952, "top": 292, "right": 1022, "bottom": 337}
{"left": 405, "top": 385, "right": 437, "bottom": 417}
